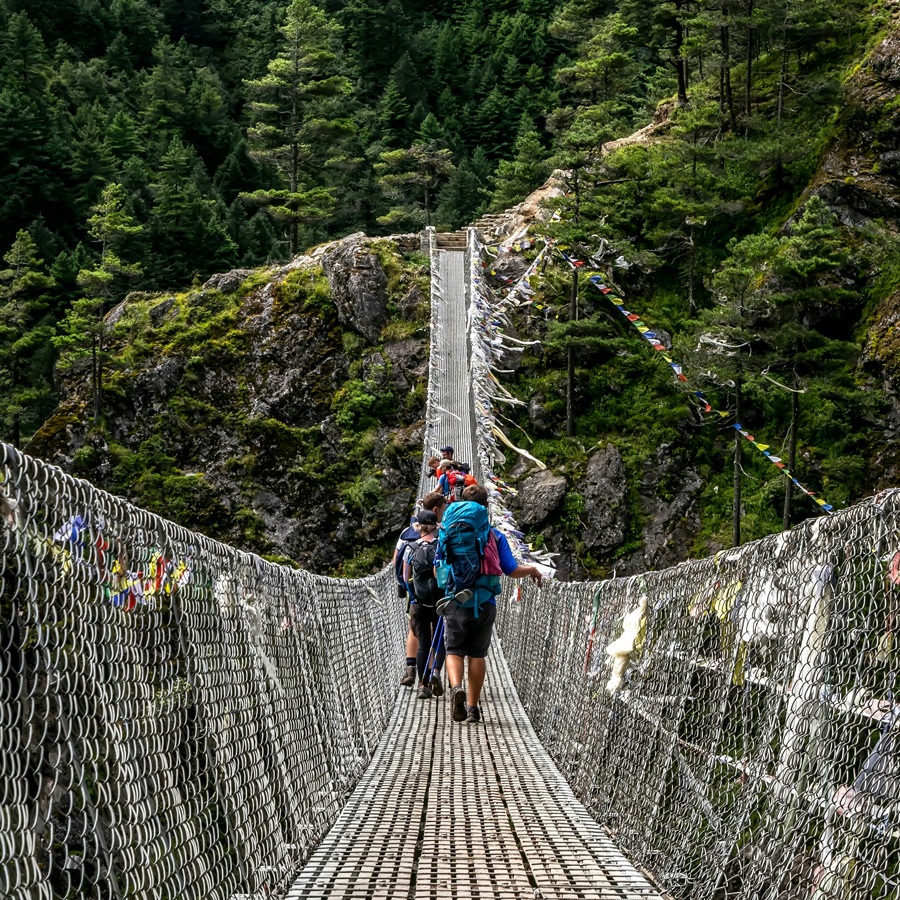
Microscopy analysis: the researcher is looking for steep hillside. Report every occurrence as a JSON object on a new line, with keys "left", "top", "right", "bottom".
{"left": 28, "top": 234, "right": 429, "bottom": 575}
{"left": 485, "top": 15, "right": 900, "bottom": 579}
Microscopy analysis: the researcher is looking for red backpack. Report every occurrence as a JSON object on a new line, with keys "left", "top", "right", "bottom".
{"left": 446, "top": 470, "right": 467, "bottom": 502}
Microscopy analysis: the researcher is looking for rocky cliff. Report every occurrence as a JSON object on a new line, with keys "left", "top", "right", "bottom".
{"left": 28, "top": 233, "right": 430, "bottom": 575}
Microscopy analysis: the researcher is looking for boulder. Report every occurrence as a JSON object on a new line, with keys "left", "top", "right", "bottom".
{"left": 527, "top": 395, "right": 548, "bottom": 433}
{"left": 870, "top": 31, "right": 900, "bottom": 85}
{"left": 149, "top": 296, "right": 176, "bottom": 324}
{"left": 383, "top": 338, "right": 427, "bottom": 392}
{"left": 204, "top": 268, "right": 253, "bottom": 294}
{"left": 580, "top": 445, "right": 627, "bottom": 551}
{"left": 492, "top": 252, "right": 529, "bottom": 282}
{"left": 321, "top": 234, "right": 388, "bottom": 342}
{"left": 516, "top": 470, "right": 567, "bottom": 527}
{"left": 397, "top": 283, "right": 426, "bottom": 318}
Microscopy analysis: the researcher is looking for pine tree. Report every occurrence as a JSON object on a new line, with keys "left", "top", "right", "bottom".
{"left": 105, "top": 110, "right": 142, "bottom": 165}
{"left": 376, "top": 140, "right": 456, "bottom": 229}
{"left": 435, "top": 158, "right": 488, "bottom": 229}
{"left": 0, "top": 12, "right": 53, "bottom": 99}
{"left": 67, "top": 102, "right": 118, "bottom": 214}
{"left": 54, "top": 184, "right": 143, "bottom": 426}
{"left": 243, "top": 0, "right": 353, "bottom": 256}
{"left": 141, "top": 37, "right": 197, "bottom": 140}
{"left": 149, "top": 137, "right": 237, "bottom": 283}
{"left": 377, "top": 78, "right": 412, "bottom": 148}
{"left": 0, "top": 231, "right": 56, "bottom": 447}
{"left": 491, "top": 117, "right": 549, "bottom": 210}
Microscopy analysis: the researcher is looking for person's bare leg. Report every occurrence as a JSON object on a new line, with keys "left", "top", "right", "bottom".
{"left": 406, "top": 626, "right": 418, "bottom": 657}
{"left": 446, "top": 653, "right": 465, "bottom": 687}
{"left": 467, "top": 658, "right": 485, "bottom": 707}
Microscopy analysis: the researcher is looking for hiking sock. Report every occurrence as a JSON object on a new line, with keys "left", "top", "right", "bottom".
{"left": 406, "top": 657, "right": 416, "bottom": 667}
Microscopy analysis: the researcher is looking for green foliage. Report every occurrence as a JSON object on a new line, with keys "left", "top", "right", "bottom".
{"left": 0, "top": 230, "right": 56, "bottom": 446}
{"left": 376, "top": 139, "right": 456, "bottom": 229}
{"left": 332, "top": 378, "right": 394, "bottom": 430}
{"left": 492, "top": 117, "right": 550, "bottom": 210}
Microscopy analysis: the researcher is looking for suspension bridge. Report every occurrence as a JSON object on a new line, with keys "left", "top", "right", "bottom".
{"left": 1, "top": 229, "right": 897, "bottom": 900}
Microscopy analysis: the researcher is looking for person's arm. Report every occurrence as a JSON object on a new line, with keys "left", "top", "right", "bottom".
{"left": 508, "top": 564, "right": 543, "bottom": 587}
{"left": 495, "top": 530, "right": 543, "bottom": 586}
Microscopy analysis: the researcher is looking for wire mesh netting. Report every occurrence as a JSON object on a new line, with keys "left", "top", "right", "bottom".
{"left": 497, "top": 494, "right": 900, "bottom": 900}
{"left": 4, "top": 227, "right": 900, "bottom": 900}
{"left": 0, "top": 442, "right": 405, "bottom": 899}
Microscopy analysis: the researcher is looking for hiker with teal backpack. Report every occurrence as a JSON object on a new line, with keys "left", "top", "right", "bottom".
{"left": 434, "top": 483, "right": 543, "bottom": 724}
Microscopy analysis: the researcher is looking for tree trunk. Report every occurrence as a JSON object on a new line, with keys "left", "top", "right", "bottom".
{"left": 721, "top": 15, "right": 737, "bottom": 131}
{"left": 566, "top": 267, "right": 578, "bottom": 438}
{"left": 777, "top": 45, "right": 788, "bottom": 130}
{"left": 93, "top": 338, "right": 101, "bottom": 427}
{"left": 675, "top": 13, "right": 689, "bottom": 106}
{"left": 687, "top": 226, "right": 696, "bottom": 316}
{"left": 290, "top": 106, "right": 299, "bottom": 257}
{"left": 745, "top": 1, "right": 754, "bottom": 117}
{"left": 12, "top": 412, "right": 20, "bottom": 450}
{"left": 783, "top": 385, "right": 800, "bottom": 530}
{"left": 424, "top": 185, "right": 431, "bottom": 228}
{"left": 733, "top": 379, "right": 742, "bottom": 547}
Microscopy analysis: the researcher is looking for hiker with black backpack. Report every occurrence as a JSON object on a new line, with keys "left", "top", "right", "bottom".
{"left": 394, "top": 512, "right": 422, "bottom": 687}
{"left": 403, "top": 509, "right": 446, "bottom": 699}
{"left": 395, "top": 492, "right": 449, "bottom": 687}
{"left": 435, "top": 483, "right": 543, "bottom": 724}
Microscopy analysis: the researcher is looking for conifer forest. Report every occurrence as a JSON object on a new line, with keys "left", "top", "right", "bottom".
{"left": 4, "top": 0, "right": 900, "bottom": 575}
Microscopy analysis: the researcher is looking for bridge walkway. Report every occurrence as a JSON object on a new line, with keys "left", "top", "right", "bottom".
{"left": 286, "top": 243, "right": 661, "bottom": 899}
{"left": 287, "top": 642, "right": 658, "bottom": 900}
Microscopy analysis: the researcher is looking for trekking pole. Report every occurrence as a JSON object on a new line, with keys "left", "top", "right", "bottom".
{"left": 424, "top": 616, "right": 445, "bottom": 684}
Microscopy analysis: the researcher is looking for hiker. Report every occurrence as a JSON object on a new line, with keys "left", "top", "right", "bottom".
{"left": 436, "top": 483, "right": 543, "bottom": 724}
{"left": 404, "top": 509, "right": 446, "bottom": 699}
{"left": 456, "top": 461, "right": 478, "bottom": 488}
{"left": 394, "top": 512, "right": 421, "bottom": 687}
{"left": 438, "top": 461, "right": 467, "bottom": 502}
{"left": 421, "top": 490, "right": 448, "bottom": 521}
{"left": 440, "top": 445, "right": 454, "bottom": 461}
{"left": 395, "top": 493, "right": 448, "bottom": 686}
{"left": 427, "top": 455, "right": 442, "bottom": 479}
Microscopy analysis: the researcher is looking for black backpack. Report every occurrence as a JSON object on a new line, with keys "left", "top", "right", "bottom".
{"left": 409, "top": 539, "right": 441, "bottom": 607}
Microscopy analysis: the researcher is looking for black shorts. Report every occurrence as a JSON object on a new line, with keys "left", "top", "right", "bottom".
{"left": 443, "top": 602, "right": 496, "bottom": 659}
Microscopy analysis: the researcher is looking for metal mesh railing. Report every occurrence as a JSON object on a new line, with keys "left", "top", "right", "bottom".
{"left": 0, "top": 442, "right": 405, "bottom": 899}
{"left": 497, "top": 495, "right": 900, "bottom": 900}
{"left": 5, "top": 228, "right": 899, "bottom": 900}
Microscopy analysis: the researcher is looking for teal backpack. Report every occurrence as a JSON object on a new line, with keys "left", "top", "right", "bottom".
{"left": 436, "top": 501, "right": 501, "bottom": 616}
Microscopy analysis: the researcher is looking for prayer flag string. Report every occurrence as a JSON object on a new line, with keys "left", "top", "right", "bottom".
{"left": 559, "top": 252, "right": 835, "bottom": 515}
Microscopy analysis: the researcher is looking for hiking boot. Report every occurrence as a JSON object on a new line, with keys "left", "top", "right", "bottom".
{"left": 417, "top": 683, "right": 433, "bottom": 700}
{"left": 466, "top": 705, "right": 482, "bottom": 725}
{"left": 450, "top": 685, "right": 467, "bottom": 722}
{"left": 430, "top": 673, "right": 444, "bottom": 697}
{"left": 399, "top": 665, "right": 416, "bottom": 687}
